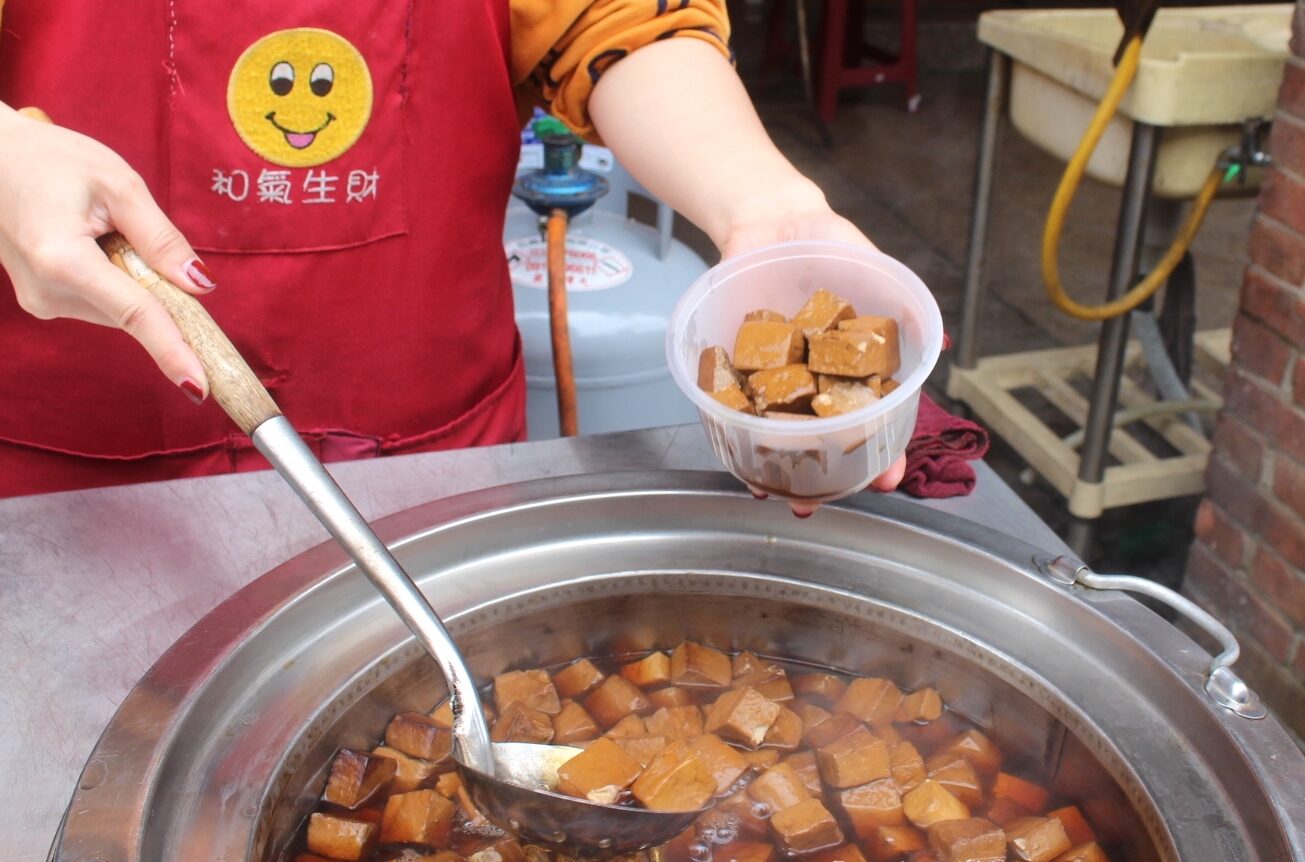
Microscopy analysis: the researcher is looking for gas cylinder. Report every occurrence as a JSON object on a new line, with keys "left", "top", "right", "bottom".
{"left": 506, "top": 133, "right": 708, "bottom": 440}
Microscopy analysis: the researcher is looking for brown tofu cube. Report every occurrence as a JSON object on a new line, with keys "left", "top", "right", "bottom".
{"left": 491, "top": 702, "right": 555, "bottom": 744}
{"left": 428, "top": 699, "right": 495, "bottom": 730}
{"left": 494, "top": 669, "right": 561, "bottom": 715}
{"left": 896, "top": 688, "right": 943, "bottom": 724}
{"left": 324, "top": 749, "right": 396, "bottom": 809}
{"left": 648, "top": 686, "right": 695, "bottom": 709}
{"left": 1005, "top": 817, "right": 1072, "bottom": 862}
{"left": 937, "top": 730, "right": 1004, "bottom": 778}
{"left": 992, "top": 773, "right": 1050, "bottom": 814}
{"left": 645, "top": 705, "right": 705, "bottom": 739}
{"left": 794, "top": 673, "right": 848, "bottom": 705}
{"left": 794, "top": 701, "right": 834, "bottom": 739}
{"left": 552, "top": 701, "right": 601, "bottom": 744}
{"left": 762, "top": 707, "right": 803, "bottom": 750}
{"left": 704, "top": 790, "right": 773, "bottom": 841}
{"left": 713, "top": 386, "right": 756, "bottom": 414}
{"left": 699, "top": 346, "right": 745, "bottom": 392}
{"left": 745, "top": 309, "right": 789, "bottom": 323}
{"left": 891, "top": 741, "right": 928, "bottom": 793}
{"left": 817, "top": 373, "right": 883, "bottom": 397}
{"left": 866, "top": 825, "right": 928, "bottom": 862}
{"left": 762, "top": 411, "right": 816, "bottom": 420}
{"left": 380, "top": 789, "right": 456, "bottom": 846}
{"left": 747, "top": 762, "right": 812, "bottom": 813}
{"left": 925, "top": 752, "right": 985, "bottom": 808}
{"left": 733, "top": 650, "right": 766, "bottom": 676}
{"left": 689, "top": 732, "right": 750, "bottom": 794}
{"left": 734, "top": 321, "right": 806, "bottom": 371}
{"left": 434, "top": 771, "right": 462, "bottom": 798}
{"left": 1047, "top": 806, "right": 1096, "bottom": 845}
{"left": 744, "top": 749, "right": 781, "bottom": 768}
{"left": 621, "top": 651, "right": 673, "bottom": 688}
{"left": 984, "top": 796, "right": 1033, "bottom": 828}
{"left": 631, "top": 739, "right": 716, "bottom": 811}
{"left": 307, "top": 813, "right": 377, "bottom": 861}
{"left": 552, "top": 658, "right": 606, "bottom": 699}
{"left": 705, "top": 687, "right": 783, "bottom": 748}
{"left": 612, "top": 734, "right": 669, "bottom": 768}
{"left": 810, "top": 845, "right": 869, "bottom": 862}
{"left": 385, "top": 712, "right": 453, "bottom": 763}
{"left": 838, "top": 315, "right": 899, "bottom": 342}
{"left": 927, "top": 817, "right": 1005, "bottom": 862}
{"left": 836, "top": 678, "right": 904, "bottom": 727}
{"left": 808, "top": 330, "right": 899, "bottom": 379}
{"left": 371, "top": 745, "right": 438, "bottom": 793}
{"left": 671, "top": 641, "right": 734, "bottom": 688}
{"left": 770, "top": 798, "right": 844, "bottom": 854}
{"left": 838, "top": 778, "right": 906, "bottom": 837}
{"left": 556, "top": 737, "right": 644, "bottom": 804}
{"left": 713, "top": 841, "right": 777, "bottom": 862}
{"left": 606, "top": 713, "right": 650, "bottom": 738}
{"left": 747, "top": 365, "right": 818, "bottom": 413}
{"left": 782, "top": 750, "right": 823, "bottom": 795}
{"left": 877, "top": 724, "right": 904, "bottom": 745}
{"left": 1053, "top": 842, "right": 1110, "bottom": 862}
{"left": 902, "top": 780, "right": 971, "bottom": 829}
{"left": 817, "top": 725, "right": 891, "bottom": 788}
{"left": 792, "top": 289, "right": 857, "bottom": 340}
{"left": 805, "top": 711, "right": 863, "bottom": 749}
{"left": 734, "top": 666, "right": 795, "bottom": 703}
{"left": 811, "top": 381, "right": 879, "bottom": 418}
{"left": 468, "top": 838, "right": 525, "bottom": 862}
{"left": 584, "top": 675, "right": 652, "bottom": 728}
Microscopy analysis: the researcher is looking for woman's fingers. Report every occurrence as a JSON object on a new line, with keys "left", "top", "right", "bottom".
{"left": 872, "top": 455, "right": 907, "bottom": 492}
{"left": 102, "top": 171, "right": 217, "bottom": 295}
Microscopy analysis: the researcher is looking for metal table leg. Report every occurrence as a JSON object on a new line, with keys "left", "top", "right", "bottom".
{"left": 1066, "top": 122, "right": 1162, "bottom": 558}
{"left": 955, "top": 49, "right": 1008, "bottom": 372}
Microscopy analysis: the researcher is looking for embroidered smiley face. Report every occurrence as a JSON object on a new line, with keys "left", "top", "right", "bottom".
{"left": 227, "top": 28, "right": 373, "bottom": 168}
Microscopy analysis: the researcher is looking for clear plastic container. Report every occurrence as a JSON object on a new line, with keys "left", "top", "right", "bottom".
{"left": 666, "top": 240, "right": 943, "bottom": 502}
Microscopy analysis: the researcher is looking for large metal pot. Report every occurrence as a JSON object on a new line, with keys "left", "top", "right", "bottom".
{"left": 49, "top": 473, "right": 1305, "bottom": 862}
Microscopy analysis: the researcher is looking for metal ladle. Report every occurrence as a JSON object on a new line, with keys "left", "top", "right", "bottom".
{"left": 99, "top": 234, "right": 705, "bottom": 854}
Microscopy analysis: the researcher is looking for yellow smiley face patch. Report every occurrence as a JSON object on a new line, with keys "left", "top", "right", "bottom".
{"left": 227, "top": 28, "right": 373, "bottom": 167}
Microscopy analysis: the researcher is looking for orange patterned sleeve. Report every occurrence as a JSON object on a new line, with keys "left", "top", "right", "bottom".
{"left": 510, "top": 0, "right": 732, "bottom": 142}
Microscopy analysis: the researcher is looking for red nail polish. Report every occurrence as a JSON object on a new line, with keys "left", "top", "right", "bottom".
{"left": 942, "top": 332, "right": 953, "bottom": 350}
{"left": 793, "top": 509, "right": 813, "bottom": 519}
{"left": 751, "top": 490, "right": 768, "bottom": 500}
{"left": 179, "top": 379, "right": 204, "bottom": 404}
{"left": 184, "top": 258, "right": 217, "bottom": 290}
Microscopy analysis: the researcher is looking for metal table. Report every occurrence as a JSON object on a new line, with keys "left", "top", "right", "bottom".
{"left": 0, "top": 423, "right": 1064, "bottom": 862}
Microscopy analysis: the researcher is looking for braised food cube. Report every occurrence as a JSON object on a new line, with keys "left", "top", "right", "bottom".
{"left": 620, "top": 652, "right": 673, "bottom": 688}
{"left": 552, "top": 658, "right": 605, "bottom": 699}
{"left": 556, "top": 737, "right": 644, "bottom": 804}
{"left": 552, "top": 701, "right": 601, "bottom": 744}
{"left": 706, "top": 790, "right": 773, "bottom": 840}
{"left": 631, "top": 739, "right": 717, "bottom": 811}
{"left": 817, "top": 725, "right": 891, "bottom": 788}
{"left": 992, "top": 773, "right": 1049, "bottom": 814}
{"left": 1053, "top": 842, "right": 1110, "bottom": 862}
{"left": 747, "top": 762, "right": 812, "bottom": 813}
{"left": 734, "top": 321, "right": 806, "bottom": 371}
{"left": 1005, "top": 816, "right": 1072, "bottom": 862}
{"left": 699, "top": 346, "right": 746, "bottom": 393}
{"left": 782, "top": 750, "right": 823, "bottom": 795}
{"left": 470, "top": 838, "right": 526, "bottom": 862}
{"left": 882, "top": 378, "right": 901, "bottom": 395}
{"left": 712, "top": 386, "right": 755, "bottom": 414}
{"left": 494, "top": 669, "right": 561, "bottom": 715}
{"left": 307, "top": 813, "right": 377, "bottom": 860}
{"left": 762, "top": 411, "right": 816, "bottom": 420}
{"left": 891, "top": 741, "right": 928, "bottom": 792}
{"left": 380, "top": 788, "right": 456, "bottom": 846}
{"left": 734, "top": 665, "right": 795, "bottom": 703}
{"left": 645, "top": 705, "right": 705, "bottom": 739}
{"left": 612, "top": 734, "right": 669, "bottom": 768}
{"left": 584, "top": 675, "right": 652, "bottom": 728}
{"left": 927, "top": 817, "right": 1005, "bottom": 862}
{"left": 925, "top": 752, "right": 985, "bottom": 808}
{"left": 794, "top": 701, "right": 833, "bottom": 739}
{"left": 902, "top": 780, "right": 970, "bottom": 828}
{"left": 606, "top": 713, "right": 650, "bottom": 737}
{"left": 648, "top": 687, "right": 695, "bottom": 709}
{"left": 762, "top": 707, "right": 802, "bottom": 750}
{"left": 745, "top": 749, "right": 781, "bottom": 768}
{"left": 838, "top": 315, "right": 899, "bottom": 341}
{"left": 866, "top": 825, "right": 928, "bottom": 862}
{"left": 434, "top": 771, "right": 462, "bottom": 798}
{"left": 689, "top": 732, "right": 750, "bottom": 794}
{"left": 429, "top": 699, "right": 495, "bottom": 730}
{"left": 838, "top": 778, "right": 906, "bottom": 837}
{"left": 733, "top": 650, "right": 766, "bottom": 676}
{"left": 810, "top": 844, "right": 869, "bottom": 862}
{"left": 836, "top": 678, "right": 903, "bottom": 726}
{"left": 706, "top": 687, "right": 782, "bottom": 748}
{"left": 324, "top": 749, "right": 397, "bottom": 809}
{"left": 713, "top": 841, "right": 778, "bottom": 862}
{"left": 745, "top": 309, "right": 789, "bottom": 323}
{"left": 770, "top": 798, "right": 844, "bottom": 854}
{"left": 747, "top": 365, "right": 818, "bottom": 413}
{"left": 937, "top": 730, "right": 1003, "bottom": 777}
{"left": 385, "top": 712, "right": 453, "bottom": 763}
{"left": 1047, "top": 806, "right": 1096, "bottom": 845}
{"left": 671, "top": 641, "right": 734, "bottom": 688}
{"left": 788, "top": 672, "right": 850, "bottom": 704}
{"left": 811, "top": 381, "right": 878, "bottom": 418}
{"left": 805, "top": 711, "right": 862, "bottom": 749}
{"left": 808, "top": 329, "right": 899, "bottom": 379}
{"left": 792, "top": 289, "right": 857, "bottom": 340}
{"left": 492, "top": 702, "right": 555, "bottom": 744}
{"left": 985, "top": 796, "right": 1033, "bottom": 827}
{"left": 836, "top": 316, "right": 900, "bottom": 377}
{"left": 371, "top": 745, "right": 438, "bottom": 793}
{"left": 896, "top": 688, "right": 943, "bottom": 724}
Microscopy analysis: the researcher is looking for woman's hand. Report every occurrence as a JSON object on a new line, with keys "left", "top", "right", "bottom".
{"left": 0, "top": 104, "right": 214, "bottom": 402}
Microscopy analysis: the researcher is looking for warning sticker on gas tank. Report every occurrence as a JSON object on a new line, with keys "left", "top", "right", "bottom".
{"left": 504, "top": 235, "right": 633, "bottom": 292}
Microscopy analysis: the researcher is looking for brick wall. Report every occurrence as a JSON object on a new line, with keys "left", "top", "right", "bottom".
{"left": 1185, "top": 1, "right": 1305, "bottom": 742}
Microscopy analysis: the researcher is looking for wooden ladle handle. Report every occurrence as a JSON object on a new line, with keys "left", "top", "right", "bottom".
{"left": 99, "top": 232, "right": 281, "bottom": 434}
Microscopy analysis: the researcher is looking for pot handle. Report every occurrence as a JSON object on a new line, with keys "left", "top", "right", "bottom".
{"left": 1041, "top": 556, "right": 1267, "bottom": 719}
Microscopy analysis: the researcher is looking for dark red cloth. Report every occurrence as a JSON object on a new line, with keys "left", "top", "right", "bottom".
{"left": 900, "top": 393, "right": 989, "bottom": 499}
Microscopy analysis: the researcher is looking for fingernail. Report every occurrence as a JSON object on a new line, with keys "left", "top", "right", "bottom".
{"left": 184, "top": 258, "right": 217, "bottom": 290}
{"left": 178, "top": 378, "right": 205, "bottom": 405}
{"left": 751, "top": 490, "right": 769, "bottom": 500}
{"left": 792, "top": 508, "right": 813, "bottom": 519}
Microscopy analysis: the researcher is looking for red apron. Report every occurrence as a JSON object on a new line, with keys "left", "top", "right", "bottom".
{"left": 0, "top": 0, "right": 526, "bottom": 497}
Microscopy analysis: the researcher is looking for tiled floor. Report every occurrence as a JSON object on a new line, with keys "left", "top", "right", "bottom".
{"left": 736, "top": 17, "right": 1259, "bottom": 584}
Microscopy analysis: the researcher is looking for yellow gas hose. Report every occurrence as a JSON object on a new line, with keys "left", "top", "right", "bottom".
{"left": 1041, "top": 35, "right": 1225, "bottom": 321}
